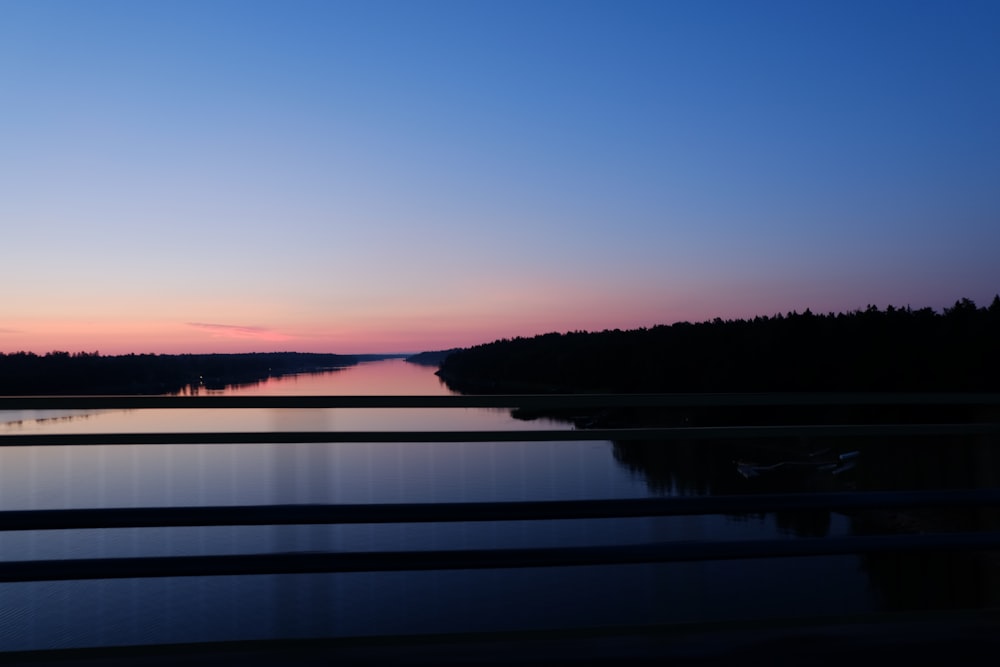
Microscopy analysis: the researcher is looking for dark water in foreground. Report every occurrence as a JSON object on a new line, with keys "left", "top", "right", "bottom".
{"left": 0, "top": 359, "right": 995, "bottom": 651}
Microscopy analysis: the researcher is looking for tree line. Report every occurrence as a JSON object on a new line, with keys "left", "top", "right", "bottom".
{"left": 0, "top": 351, "right": 358, "bottom": 395}
{"left": 439, "top": 297, "right": 1000, "bottom": 393}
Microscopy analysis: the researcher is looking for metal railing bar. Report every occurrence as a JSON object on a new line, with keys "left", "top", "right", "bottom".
{"left": 1, "top": 423, "right": 998, "bottom": 447}
{"left": 3, "top": 489, "right": 1000, "bottom": 531}
{"left": 3, "top": 531, "right": 1000, "bottom": 582}
{"left": 3, "top": 392, "right": 1000, "bottom": 411}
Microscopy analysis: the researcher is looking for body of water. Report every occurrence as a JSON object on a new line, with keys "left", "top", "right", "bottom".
{"left": 2, "top": 358, "right": 987, "bottom": 651}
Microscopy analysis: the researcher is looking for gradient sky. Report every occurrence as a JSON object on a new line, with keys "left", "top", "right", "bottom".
{"left": 2, "top": 0, "right": 998, "bottom": 354}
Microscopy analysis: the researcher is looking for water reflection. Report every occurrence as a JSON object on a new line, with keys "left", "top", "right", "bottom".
{"left": 0, "top": 409, "right": 112, "bottom": 431}
{"left": 611, "top": 432, "right": 1000, "bottom": 612}
{"left": 0, "top": 359, "right": 914, "bottom": 652}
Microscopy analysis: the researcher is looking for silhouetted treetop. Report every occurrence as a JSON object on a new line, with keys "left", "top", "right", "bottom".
{"left": 438, "top": 297, "right": 1000, "bottom": 393}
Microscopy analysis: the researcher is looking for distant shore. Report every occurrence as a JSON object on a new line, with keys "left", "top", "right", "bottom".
{"left": 0, "top": 352, "right": 403, "bottom": 395}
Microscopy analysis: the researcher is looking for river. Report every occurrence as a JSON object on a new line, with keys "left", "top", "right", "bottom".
{"left": 0, "top": 358, "right": 911, "bottom": 651}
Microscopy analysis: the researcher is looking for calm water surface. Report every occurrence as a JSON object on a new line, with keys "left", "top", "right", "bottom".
{"left": 0, "top": 359, "right": 877, "bottom": 651}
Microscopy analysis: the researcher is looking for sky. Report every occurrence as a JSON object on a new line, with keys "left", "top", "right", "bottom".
{"left": 2, "top": 0, "right": 998, "bottom": 355}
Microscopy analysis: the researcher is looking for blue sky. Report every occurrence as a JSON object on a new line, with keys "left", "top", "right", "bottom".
{"left": 2, "top": 0, "right": 998, "bottom": 353}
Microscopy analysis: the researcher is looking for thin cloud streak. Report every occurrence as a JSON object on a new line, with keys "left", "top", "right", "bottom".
{"left": 186, "top": 322, "right": 295, "bottom": 342}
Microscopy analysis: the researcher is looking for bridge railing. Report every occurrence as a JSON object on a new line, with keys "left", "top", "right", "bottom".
{"left": 1, "top": 393, "right": 999, "bottom": 641}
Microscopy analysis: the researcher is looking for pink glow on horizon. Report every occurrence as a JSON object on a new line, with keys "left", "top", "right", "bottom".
{"left": 3, "top": 285, "right": 994, "bottom": 357}
{"left": 0, "top": 304, "right": 674, "bottom": 355}
{"left": 186, "top": 322, "right": 296, "bottom": 342}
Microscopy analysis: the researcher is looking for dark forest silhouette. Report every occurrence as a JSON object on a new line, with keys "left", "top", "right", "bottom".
{"left": 0, "top": 351, "right": 370, "bottom": 394}
{"left": 405, "top": 348, "right": 462, "bottom": 367}
{"left": 439, "top": 297, "right": 1000, "bottom": 394}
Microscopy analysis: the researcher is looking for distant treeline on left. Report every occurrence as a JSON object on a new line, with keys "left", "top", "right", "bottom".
{"left": 0, "top": 351, "right": 361, "bottom": 395}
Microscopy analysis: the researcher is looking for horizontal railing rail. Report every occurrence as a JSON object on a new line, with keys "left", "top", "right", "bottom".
{"left": 5, "top": 531, "right": 1000, "bottom": 583}
{"left": 2, "top": 391, "right": 1000, "bottom": 410}
{"left": 1, "top": 423, "right": 999, "bottom": 447}
{"left": 3, "top": 489, "right": 999, "bottom": 531}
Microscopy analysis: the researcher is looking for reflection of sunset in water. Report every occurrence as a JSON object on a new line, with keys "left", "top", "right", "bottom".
{"left": 234, "top": 359, "right": 454, "bottom": 395}
{"left": 0, "top": 359, "right": 565, "bottom": 434}
{"left": 0, "top": 358, "right": 881, "bottom": 652}
{"left": 0, "top": 360, "right": 593, "bottom": 512}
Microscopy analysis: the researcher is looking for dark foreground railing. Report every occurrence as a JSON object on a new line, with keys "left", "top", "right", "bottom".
{"left": 1, "top": 393, "right": 1000, "bottom": 663}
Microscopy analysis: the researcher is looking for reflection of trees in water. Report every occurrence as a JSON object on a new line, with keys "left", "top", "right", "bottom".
{"left": 179, "top": 369, "right": 348, "bottom": 393}
{"left": 0, "top": 409, "right": 119, "bottom": 430}
{"left": 852, "top": 434, "right": 1000, "bottom": 611}
{"left": 851, "top": 435, "right": 1000, "bottom": 492}
{"left": 611, "top": 438, "right": 854, "bottom": 538}
{"left": 858, "top": 550, "right": 1000, "bottom": 611}
{"left": 612, "top": 433, "right": 1000, "bottom": 499}
{"left": 613, "top": 434, "right": 1000, "bottom": 611}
